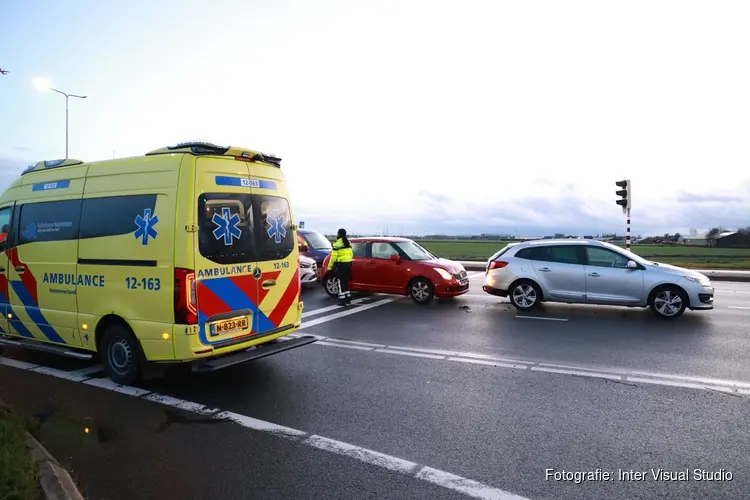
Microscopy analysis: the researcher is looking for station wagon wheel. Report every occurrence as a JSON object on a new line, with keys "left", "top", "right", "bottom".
{"left": 324, "top": 274, "right": 340, "bottom": 299}
{"left": 650, "top": 286, "right": 687, "bottom": 319}
{"left": 509, "top": 281, "right": 541, "bottom": 311}
{"left": 409, "top": 277, "right": 435, "bottom": 305}
{"left": 100, "top": 324, "right": 142, "bottom": 385}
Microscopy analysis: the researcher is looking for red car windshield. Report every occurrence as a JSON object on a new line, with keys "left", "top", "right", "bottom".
{"left": 394, "top": 241, "right": 435, "bottom": 261}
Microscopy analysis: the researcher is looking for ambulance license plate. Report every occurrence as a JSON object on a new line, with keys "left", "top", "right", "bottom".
{"left": 210, "top": 317, "right": 249, "bottom": 336}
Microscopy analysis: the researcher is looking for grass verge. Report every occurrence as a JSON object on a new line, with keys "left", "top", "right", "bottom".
{"left": 0, "top": 408, "right": 41, "bottom": 500}
{"left": 416, "top": 240, "right": 750, "bottom": 269}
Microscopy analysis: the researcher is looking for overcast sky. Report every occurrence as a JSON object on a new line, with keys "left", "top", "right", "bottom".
{"left": 1, "top": 0, "right": 748, "bottom": 237}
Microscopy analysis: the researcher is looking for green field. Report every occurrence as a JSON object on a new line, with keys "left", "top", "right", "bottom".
{"left": 415, "top": 240, "right": 750, "bottom": 269}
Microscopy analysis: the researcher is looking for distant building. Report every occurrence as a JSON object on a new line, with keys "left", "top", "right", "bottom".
{"left": 716, "top": 231, "right": 750, "bottom": 248}
{"left": 678, "top": 233, "right": 708, "bottom": 246}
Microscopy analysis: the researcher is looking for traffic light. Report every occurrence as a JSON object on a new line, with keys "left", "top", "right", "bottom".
{"left": 615, "top": 179, "right": 631, "bottom": 213}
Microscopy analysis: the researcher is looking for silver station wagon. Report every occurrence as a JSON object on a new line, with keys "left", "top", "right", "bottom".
{"left": 483, "top": 239, "right": 714, "bottom": 319}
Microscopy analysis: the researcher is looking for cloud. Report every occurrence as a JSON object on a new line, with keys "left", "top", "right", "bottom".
{"left": 676, "top": 191, "right": 744, "bottom": 204}
{"left": 0, "top": 157, "right": 29, "bottom": 192}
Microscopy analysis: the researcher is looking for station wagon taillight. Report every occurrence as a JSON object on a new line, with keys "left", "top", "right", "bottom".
{"left": 174, "top": 268, "right": 198, "bottom": 325}
{"left": 488, "top": 260, "right": 508, "bottom": 270}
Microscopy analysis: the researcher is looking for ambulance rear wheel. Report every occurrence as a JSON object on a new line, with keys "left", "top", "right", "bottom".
{"left": 100, "top": 324, "right": 141, "bottom": 386}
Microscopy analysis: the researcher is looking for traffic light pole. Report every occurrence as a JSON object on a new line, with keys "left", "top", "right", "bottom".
{"left": 626, "top": 208, "right": 631, "bottom": 250}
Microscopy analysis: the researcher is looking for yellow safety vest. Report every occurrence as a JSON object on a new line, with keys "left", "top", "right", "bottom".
{"left": 328, "top": 238, "right": 354, "bottom": 270}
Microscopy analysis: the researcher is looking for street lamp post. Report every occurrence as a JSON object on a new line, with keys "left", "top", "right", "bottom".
{"left": 33, "top": 78, "right": 87, "bottom": 159}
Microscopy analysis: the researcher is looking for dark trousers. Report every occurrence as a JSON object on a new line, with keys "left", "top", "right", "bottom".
{"left": 335, "top": 262, "right": 352, "bottom": 300}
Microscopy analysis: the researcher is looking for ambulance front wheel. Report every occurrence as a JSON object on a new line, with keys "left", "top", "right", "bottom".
{"left": 100, "top": 324, "right": 142, "bottom": 386}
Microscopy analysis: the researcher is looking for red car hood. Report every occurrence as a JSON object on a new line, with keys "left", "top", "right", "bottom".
{"left": 418, "top": 258, "right": 465, "bottom": 274}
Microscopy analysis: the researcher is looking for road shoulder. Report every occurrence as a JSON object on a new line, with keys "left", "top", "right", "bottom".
{"left": 0, "top": 399, "right": 84, "bottom": 500}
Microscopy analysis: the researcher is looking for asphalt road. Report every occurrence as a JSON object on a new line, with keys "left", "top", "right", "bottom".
{"left": 1, "top": 274, "right": 748, "bottom": 500}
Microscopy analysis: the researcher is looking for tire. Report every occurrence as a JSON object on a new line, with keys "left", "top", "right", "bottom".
{"left": 650, "top": 286, "right": 688, "bottom": 319}
{"left": 323, "top": 273, "right": 340, "bottom": 299}
{"left": 509, "top": 280, "right": 541, "bottom": 311}
{"left": 408, "top": 277, "right": 435, "bottom": 305}
{"left": 99, "top": 324, "right": 142, "bottom": 385}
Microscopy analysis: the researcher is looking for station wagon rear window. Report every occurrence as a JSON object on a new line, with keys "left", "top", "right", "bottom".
{"left": 197, "top": 194, "right": 294, "bottom": 264}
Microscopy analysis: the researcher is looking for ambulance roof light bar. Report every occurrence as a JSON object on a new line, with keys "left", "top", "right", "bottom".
{"left": 146, "top": 141, "right": 282, "bottom": 167}
{"left": 20, "top": 158, "right": 84, "bottom": 176}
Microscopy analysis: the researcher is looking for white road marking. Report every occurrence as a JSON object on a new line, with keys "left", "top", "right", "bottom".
{"left": 467, "top": 271, "right": 485, "bottom": 279}
{"left": 217, "top": 411, "right": 309, "bottom": 440}
{"left": 302, "top": 298, "right": 367, "bottom": 319}
{"left": 82, "top": 377, "right": 152, "bottom": 397}
{"left": 143, "top": 394, "right": 221, "bottom": 415}
{"left": 0, "top": 360, "right": 530, "bottom": 500}
{"left": 299, "top": 337, "right": 750, "bottom": 395}
{"left": 383, "top": 345, "right": 464, "bottom": 357}
{"left": 0, "top": 357, "right": 37, "bottom": 370}
{"left": 515, "top": 315, "right": 568, "bottom": 322}
{"left": 305, "top": 435, "right": 419, "bottom": 475}
{"left": 728, "top": 306, "right": 750, "bottom": 310}
{"left": 316, "top": 341, "right": 374, "bottom": 351}
{"left": 301, "top": 298, "right": 398, "bottom": 328}
{"left": 374, "top": 348, "right": 445, "bottom": 360}
{"left": 529, "top": 366, "right": 623, "bottom": 381}
{"left": 449, "top": 357, "right": 529, "bottom": 370}
{"left": 416, "top": 466, "right": 530, "bottom": 500}
{"left": 323, "top": 338, "right": 386, "bottom": 348}
{"left": 69, "top": 365, "right": 105, "bottom": 377}
{"left": 29, "top": 365, "right": 94, "bottom": 382}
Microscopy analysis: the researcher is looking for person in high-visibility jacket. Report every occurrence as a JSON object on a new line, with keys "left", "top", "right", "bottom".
{"left": 328, "top": 228, "right": 354, "bottom": 306}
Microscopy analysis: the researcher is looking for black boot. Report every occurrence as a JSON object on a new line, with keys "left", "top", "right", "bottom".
{"left": 346, "top": 295, "right": 352, "bottom": 305}
{"left": 339, "top": 298, "right": 346, "bottom": 306}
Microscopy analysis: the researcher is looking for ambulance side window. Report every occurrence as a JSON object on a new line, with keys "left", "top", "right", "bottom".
{"left": 17, "top": 200, "right": 82, "bottom": 245}
{"left": 0, "top": 207, "right": 11, "bottom": 249}
{"left": 197, "top": 193, "right": 257, "bottom": 265}
{"left": 80, "top": 194, "right": 158, "bottom": 239}
{"left": 255, "top": 195, "right": 294, "bottom": 262}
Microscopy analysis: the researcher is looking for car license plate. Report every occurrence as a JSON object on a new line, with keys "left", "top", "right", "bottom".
{"left": 210, "top": 317, "right": 249, "bottom": 336}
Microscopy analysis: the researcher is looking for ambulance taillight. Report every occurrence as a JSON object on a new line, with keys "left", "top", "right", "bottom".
{"left": 174, "top": 268, "right": 198, "bottom": 325}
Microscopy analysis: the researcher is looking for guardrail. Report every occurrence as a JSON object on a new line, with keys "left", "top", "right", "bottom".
{"left": 457, "top": 261, "right": 750, "bottom": 282}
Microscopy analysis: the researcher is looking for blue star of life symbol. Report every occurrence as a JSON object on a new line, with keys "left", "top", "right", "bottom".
{"left": 134, "top": 208, "right": 159, "bottom": 246}
{"left": 212, "top": 207, "right": 242, "bottom": 245}
{"left": 266, "top": 210, "right": 286, "bottom": 244}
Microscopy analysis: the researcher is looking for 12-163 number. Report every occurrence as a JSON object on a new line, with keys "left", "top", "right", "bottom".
{"left": 125, "top": 277, "right": 162, "bottom": 291}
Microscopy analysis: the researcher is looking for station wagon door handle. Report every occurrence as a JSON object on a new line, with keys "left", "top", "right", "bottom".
{"left": 368, "top": 260, "right": 376, "bottom": 264}
{"left": 262, "top": 279, "right": 277, "bottom": 288}
{"left": 0, "top": 267, "right": 5, "bottom": 272}
{"left": 588, "top": 272, "right": 600, "bottom": 277}
{"left": 14, "top": 266, "right": 25, "bottom": 274}
{"left": 538, "top": 267, "right": 551, "bottom": 272}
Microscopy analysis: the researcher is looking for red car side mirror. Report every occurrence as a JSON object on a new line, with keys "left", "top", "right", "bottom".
{"left": 389, "top": 254, "right": 401, "bottom": 262}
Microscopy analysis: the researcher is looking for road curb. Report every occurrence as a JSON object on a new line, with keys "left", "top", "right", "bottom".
{"left": 459, "top": 262, "right": 750, "bottom": 282}
{"left": 27, "top": 433, "right": 85, "bottom": 500}
{"left": 0, "top": 400, "right": 84, "bottom": 500}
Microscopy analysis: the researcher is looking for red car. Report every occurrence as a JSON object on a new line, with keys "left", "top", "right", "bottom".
{"left": 320, "top": 237, "right": 470, "bottom": 305}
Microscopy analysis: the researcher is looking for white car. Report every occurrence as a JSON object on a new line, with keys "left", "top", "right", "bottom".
{"left": 300, "top": 255, "right": 318, "bottom": 287}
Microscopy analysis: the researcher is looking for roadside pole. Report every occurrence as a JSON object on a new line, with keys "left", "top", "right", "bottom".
{"left": 626, "top": 207, "right": 631, "bottom": 251}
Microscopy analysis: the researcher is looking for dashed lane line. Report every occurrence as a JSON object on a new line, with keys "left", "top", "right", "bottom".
{"left": 285, "top": 335, "right": 750, "bottom": 396}
{"left": 0, "top": 356, "right": 530, "bottom": 500}
{"left": 728, "top": 306, "right": 750, "bottom": 310}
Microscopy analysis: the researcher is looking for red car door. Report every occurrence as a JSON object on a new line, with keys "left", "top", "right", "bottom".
{"left": 348, "top": 242, "right": 365, "bottom": 289}
{"left": 365, "top": 242, "right": 409, "bottom": 293}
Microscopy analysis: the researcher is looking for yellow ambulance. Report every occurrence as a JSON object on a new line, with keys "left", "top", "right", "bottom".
{"left": 0, "top": 142, "right": 315, "bottom": 384}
